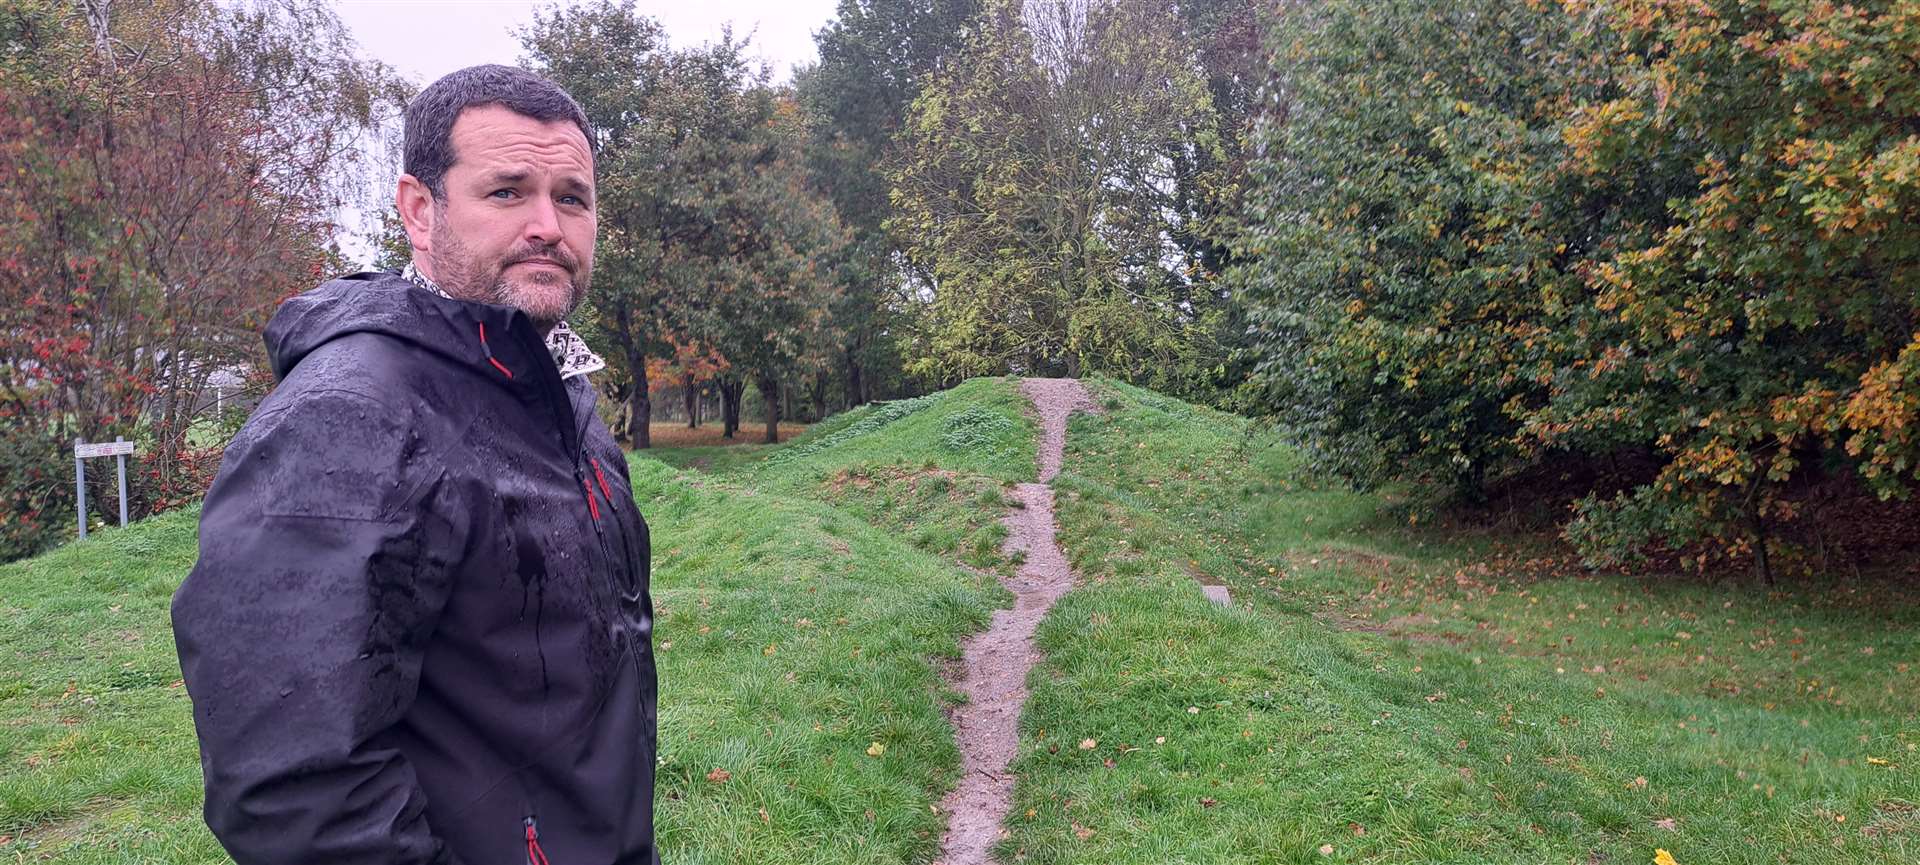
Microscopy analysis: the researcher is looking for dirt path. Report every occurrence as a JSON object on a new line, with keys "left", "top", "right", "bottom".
{"left": 936, "top": 378, "right": 1096, "bottom": 865}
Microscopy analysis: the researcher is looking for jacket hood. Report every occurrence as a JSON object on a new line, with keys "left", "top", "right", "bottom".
{"left": 264, "top": 271, "right": 537, "bottom": 384}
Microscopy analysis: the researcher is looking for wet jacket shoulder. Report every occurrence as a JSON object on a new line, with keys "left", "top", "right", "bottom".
{"left": 172, "top": 272, "right": 656, "bottom": 865}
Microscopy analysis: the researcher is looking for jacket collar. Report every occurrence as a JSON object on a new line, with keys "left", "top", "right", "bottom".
{"left": 402, "top": 261, "right": 606, "bottom": 381}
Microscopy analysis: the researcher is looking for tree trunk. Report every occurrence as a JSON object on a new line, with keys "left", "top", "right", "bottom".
{"left": 627, "top": 350, "right": 651, "bottom": 449}
{"left": 603, "top": 378, "right": 633, "bottom": 444}
{"left": 1744, "top": 466, "right": 1775, "bottom": 586}
{"left": 844, "top": 354, "right": 865, "bottom": 408}
{"left": 684, "top": 373, "right": 698, "bottom": 429}
{"left": 719, "top": 378, "right": 743, "bottom": 439}
{"left": 811, "top": 376, "right": 827, "bottom": 423}
{"left": 761, "top": 375, "right": 781, "bottom": 444}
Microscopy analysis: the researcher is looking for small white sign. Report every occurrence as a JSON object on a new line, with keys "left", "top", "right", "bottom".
{"left": 75, "top": 440, "right": 135, "bottom": 458}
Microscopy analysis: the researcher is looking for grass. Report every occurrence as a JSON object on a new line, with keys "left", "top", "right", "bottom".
{"left": 0, "top": 376, "right": 1034, "bottom": 863}
{"left": 5, "top": 373, "right": 1915, "bottom": 863}
{"left": 1004, "top": 375, "right": 1920, "bottom": 864}
{"left": 634, "top": 457, "right": 1005, "bottom": 863}
{"left": 0, "top": 381, "right": 1031, "bottom": 862}
{"left": 0, "top": 509, "right": 220, "bottom": 863}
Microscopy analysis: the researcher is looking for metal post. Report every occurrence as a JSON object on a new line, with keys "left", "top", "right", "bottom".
{"left": 115, "top": 435, "right": 128, "bottom": 528}
{"left": 74, "top": 437, "right": 87, "bottom": 540}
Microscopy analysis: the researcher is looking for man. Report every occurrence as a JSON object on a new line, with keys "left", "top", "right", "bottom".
{"left": 172, "top": 65, "right": 657, "bottom": 864}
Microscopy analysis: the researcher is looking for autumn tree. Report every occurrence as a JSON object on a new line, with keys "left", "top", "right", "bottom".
{"left": 0, "top": 0, "right": 404, "bottom": 558}
{"left": 1234, "top": 0, "right": 1919, "bottom": 581}
{"left": 1546, "top": 0, "right": 1920, "bottom": 581}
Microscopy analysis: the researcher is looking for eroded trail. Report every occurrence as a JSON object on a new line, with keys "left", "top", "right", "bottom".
{"left": 936, "top": 378, "right": 1095, "bottom": 865}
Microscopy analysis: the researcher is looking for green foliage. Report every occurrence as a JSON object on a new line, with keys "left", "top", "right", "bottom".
{"left": 366, "top": 208, "right": 412, "bottom": 273}
{"left": 1546, "top": 0, "right": 1920, "bottom": 573}
{"left": 522, "top": 1, "right": 847, "bottom": 445}
{"left": 1233, "top": 0, "right": 1920, "bottom": 575}
{"left": 1231, "top": 0, "right": 1609, "bottom": 495}
{"left": 888, "top": 0, "right": 1235, "bottom": 395}
{"left": 795, "top": 0, "right": 982, "bottom": 404}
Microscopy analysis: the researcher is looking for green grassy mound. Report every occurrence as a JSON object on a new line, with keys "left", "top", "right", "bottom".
{"left": 1008, "top": 376, "right": 1920, "bottom": 864}
{"left": 7, "top": 373, "right": 1914, "bottom": 864}
{"left": 0, "top": 377, "right": 1033, "bottom": 863}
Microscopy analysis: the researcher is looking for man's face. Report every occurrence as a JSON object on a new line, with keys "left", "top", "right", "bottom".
{"left": 398, "top": 104, "right": 596, "bottom": 333}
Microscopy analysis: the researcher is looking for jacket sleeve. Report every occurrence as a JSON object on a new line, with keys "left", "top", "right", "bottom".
{"left": 172, "top": 386, "right": 468, "bottom": 865}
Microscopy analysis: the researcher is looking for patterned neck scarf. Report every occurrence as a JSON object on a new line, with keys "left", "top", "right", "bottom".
{"left": 402, "top": 261, "right": 606, "bottom": 381}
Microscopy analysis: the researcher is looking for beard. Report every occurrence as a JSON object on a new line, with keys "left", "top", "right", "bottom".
{"left": 426, "top": 219, "right": 591, "bottom": 333}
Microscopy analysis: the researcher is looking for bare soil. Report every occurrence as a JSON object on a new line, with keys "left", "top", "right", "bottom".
{"left": 934, "top": 378, "right": 1095, "bottom": 864}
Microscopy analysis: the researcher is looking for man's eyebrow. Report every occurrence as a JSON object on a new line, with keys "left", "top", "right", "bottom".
{"left": 555, "top": 175, "right": 594, "bottom": 199}
{"left": 481, "top": 168, "right": 531, "bottom": 186}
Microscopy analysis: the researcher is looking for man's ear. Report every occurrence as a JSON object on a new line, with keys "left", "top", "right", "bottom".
{"left": 395, "top": 174, "right": 437, "bottom": 257}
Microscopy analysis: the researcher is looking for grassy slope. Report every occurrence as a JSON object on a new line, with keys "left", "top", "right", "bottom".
{"left": 9, "top": 373, "right": 1914, "bottom": 864}
{"left": 0, "top": 378, "right": 1033, "bottom": 863}
{"left": 1006, "top": 377, "right": 1919, "bottom": 864}
{"left": 643, "top": 376, "right": 1036, "bottom": 863}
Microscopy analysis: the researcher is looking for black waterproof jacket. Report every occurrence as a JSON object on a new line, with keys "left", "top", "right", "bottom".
{"left": 172, "top": 271, "right": 657, "bottom": 864}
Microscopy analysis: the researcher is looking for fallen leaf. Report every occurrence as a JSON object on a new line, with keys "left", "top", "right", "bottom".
{"left": 706, "top": 767, "right": 731, "bottom": 783}
{"left": 1199, "top": 797, "right": 1217, "bottom": 808}
{"left": 1866, "top": 757, "right": 1889, "bottom": 766}
{"left": 1079, "top": 738, "right": 1098, "bottom": 750}
{"left": 866, "top": 741, "right": 886, "bottom": 758}
{"left": 1653, "top": 849, "right": 1678, "bottom": 865}
{"left": 1653, "top": 817, "right": 1676, "bottom": 831}
{"left": 1072, "top": 822, "right": 1095, "bottom": 840}
{"left": 1318, "top": 843, "right": 1335, "bottom": 856}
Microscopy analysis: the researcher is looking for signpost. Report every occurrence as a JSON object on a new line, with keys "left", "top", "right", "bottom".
{"left": 73, "top": 436, "right": 134, "bottom": 540}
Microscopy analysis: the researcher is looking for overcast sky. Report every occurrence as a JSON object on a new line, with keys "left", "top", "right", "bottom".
{"left": 330, "top": 0, "right": 843, "bottom": 263}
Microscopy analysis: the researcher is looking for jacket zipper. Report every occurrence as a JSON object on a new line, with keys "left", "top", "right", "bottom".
{"left": 524, "top": 815, "right": 552, "bottom": 865}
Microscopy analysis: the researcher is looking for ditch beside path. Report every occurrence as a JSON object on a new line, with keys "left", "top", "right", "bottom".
{"left": 935, "top": 377, "right": 1096, "bottom": 865}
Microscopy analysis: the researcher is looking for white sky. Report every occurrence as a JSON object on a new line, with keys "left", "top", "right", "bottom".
{"left": 330, "top": 0, "right": 842, "bottom": 263}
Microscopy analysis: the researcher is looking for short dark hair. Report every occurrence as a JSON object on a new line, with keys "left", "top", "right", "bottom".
{"left": 403, "top": 64, "right": 594, "bottom": 200}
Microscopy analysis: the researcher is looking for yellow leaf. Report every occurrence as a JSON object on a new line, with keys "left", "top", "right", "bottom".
{"left": 866, "top": 741, "right": 886, "bottom": 758}
{"left": 1654, "top": 849, "right": 1679, "bottom": 865}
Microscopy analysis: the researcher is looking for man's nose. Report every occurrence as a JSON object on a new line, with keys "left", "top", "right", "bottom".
{"left": 523, "top": 195, "right": 563, "bottom": 245}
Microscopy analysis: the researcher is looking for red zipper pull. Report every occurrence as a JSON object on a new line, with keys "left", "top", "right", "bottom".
{"left": 582, "top": 476, "right": 601, "bottom": 521}
{"left": 525, "top": 816, "right": 552, "bottom": 865}
{"left": 591, "top": 458, "right": 613, "bottom": 502}
{"left": 478, "top": 322, "right": 514, "bottom": 379}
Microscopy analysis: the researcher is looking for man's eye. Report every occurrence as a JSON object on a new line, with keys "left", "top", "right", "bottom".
{"left": 560, "top": 195, "right": 586, "bottom": 207}
{"left": 490, "top": 189, "right": 516, "bottom": 199}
